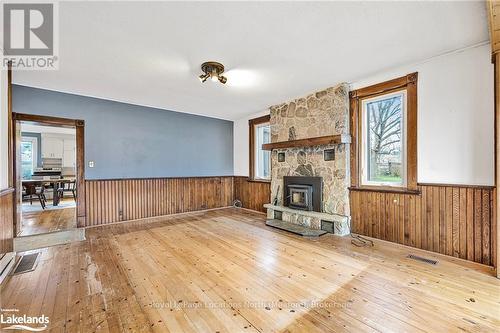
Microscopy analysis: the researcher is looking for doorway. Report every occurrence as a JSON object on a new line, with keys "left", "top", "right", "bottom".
{"left": 12, "top": 113, "right": 85, "bottom": 240}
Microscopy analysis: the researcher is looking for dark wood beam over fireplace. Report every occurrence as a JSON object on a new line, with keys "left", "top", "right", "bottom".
{"left": 262, "top": 134, "right": 350, "bottom": 151}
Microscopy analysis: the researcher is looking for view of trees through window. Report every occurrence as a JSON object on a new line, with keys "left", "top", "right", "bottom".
{"left": 365, "top": 92, "right": 404, "bottom": 184}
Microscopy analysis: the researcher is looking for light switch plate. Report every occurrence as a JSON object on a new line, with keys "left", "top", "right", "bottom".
{"left": 88, "top": 161, "right": 95, "bottom": 168}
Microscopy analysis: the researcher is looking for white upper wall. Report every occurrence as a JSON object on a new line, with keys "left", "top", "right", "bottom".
{"left": 233, "top": 110, "right": 269, "bottom": 177}
{"left": 0, "top": 69, "right": 8, "bottom": 190}
{"left": 352, "top": 44, "right": 493, "bottom": 186}
{"left": 233, "top": 44, "right": 494, "bottom": 186}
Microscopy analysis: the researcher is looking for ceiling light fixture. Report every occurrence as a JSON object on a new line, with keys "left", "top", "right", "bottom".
{"left": 199, "top": 61, "right": 227, "bottom": 84}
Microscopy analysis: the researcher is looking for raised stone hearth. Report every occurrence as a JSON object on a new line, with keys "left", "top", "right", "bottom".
{"left": 267, "top": 83, "right": 351, "bottom": 235}
{"left": 264, "top": 204, "right": 350, "bottom": 235}
{"left": 265, "top": 219, "right": 327, "bottom": 237}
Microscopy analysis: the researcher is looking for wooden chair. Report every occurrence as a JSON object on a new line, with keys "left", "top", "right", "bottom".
{"left": 22, "top": 184, "right": 47, "bottom": 209}
{"left": 57, "top": 180, "right": 77, "bottom": 202}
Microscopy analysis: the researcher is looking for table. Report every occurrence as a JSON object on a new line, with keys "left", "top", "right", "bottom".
{"left": 22, "top": 178, "right": 76, "bottom": 206}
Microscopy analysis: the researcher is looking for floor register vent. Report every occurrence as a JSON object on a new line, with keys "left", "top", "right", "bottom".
{"left": 407, "top": 254, "right": 438, "bottom": 265}
{"left": 12, "top": 253, "right": 39, "bottom": 275}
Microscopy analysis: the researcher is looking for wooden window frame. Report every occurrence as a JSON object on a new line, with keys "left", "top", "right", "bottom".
{"left": 350, "top": 72, "right": 418, "bottom": 193}
{"left": 249, "top": 114, "right": 271, "bottom": 182}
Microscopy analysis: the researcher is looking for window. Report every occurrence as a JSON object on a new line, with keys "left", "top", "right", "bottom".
{"left": 249, "top": 115, "right": 271, "bottom": 180}
{"left": 255, "top": 123, "right": 271, "bottom": 179}
{"left": 21, "top": 137, "right": 38, "bottom": 180}
{"left": 350, "top": 73, "right": 417, "bottom": 191}
{"left": 361, "top": 90, "right": 406, "bottom": 187}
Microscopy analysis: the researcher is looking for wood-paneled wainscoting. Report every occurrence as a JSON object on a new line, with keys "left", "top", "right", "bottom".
{"left": 233, "top": 176, "right": 271, "bottom": 213}
{"left": 350, "top": 184, "right": 496, "bottom": 266}
{"left": 85, "top": 176, "right": 271, "bottom": 227}
{"left": 80, "top": 178, "right": 500, "bottom": 267}
{"left": 85, "top": 177, "right": 235, "bottom": 227}
{"left": 0, "top": 188, "right": 14, "bottom": 254}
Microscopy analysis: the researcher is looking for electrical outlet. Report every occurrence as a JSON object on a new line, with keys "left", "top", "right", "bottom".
{"left": 88, "top": 161, "right": 95, "bottom": 168}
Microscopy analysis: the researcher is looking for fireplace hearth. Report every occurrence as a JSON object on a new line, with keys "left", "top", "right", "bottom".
{"left": 283, "top": 176, "right": 322, "bottom": 212}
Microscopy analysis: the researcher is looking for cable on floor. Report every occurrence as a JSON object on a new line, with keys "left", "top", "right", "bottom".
{"left": 347, "top": 223, "right": 374, "bottom": 247}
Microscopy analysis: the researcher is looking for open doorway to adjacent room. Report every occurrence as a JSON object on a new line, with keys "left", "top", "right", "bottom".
{"left": 12, "top": 113, "right": 84, "bottom": 239}
{"left": 19, "top": 123, "right": 76, "bottom": 236}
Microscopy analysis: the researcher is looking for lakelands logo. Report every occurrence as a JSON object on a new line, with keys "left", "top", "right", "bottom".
{"left": 1, "top": 1, "right": 59, "bottom": 70}
{"left": 0, "top": 309, "right": 49, "bottom": 331}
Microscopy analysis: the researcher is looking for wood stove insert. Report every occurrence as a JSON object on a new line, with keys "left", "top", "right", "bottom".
{"left": 283, "top": 176, "right": 322, "bottom": 212}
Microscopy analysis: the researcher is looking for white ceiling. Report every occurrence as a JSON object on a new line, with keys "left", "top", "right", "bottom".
{"left": 12, "top": 1, "right": 489, "bottom": 121}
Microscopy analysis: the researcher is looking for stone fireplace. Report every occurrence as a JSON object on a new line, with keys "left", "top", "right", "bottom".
{"left": 264, "top": 83, "right": 350, "bottom": 235}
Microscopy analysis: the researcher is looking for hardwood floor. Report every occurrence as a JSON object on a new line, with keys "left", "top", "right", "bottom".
{"left": 20, "top": 202, "right": 77, "bottom": 236}
{"left": 1, "top": 208, "right": 499, "bottom": 332}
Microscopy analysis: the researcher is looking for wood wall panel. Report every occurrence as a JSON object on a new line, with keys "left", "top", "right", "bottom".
{"left": 0, "top": 188, "right": 14, "bottom": 254}
{"left": 488, "top": 1, "right": 500, "bottom": 56}
{"left": 233, "top": 177, "right": 270, "bottom": 213}
{"left": 350, "top": 184, "right": 496, "bottom": 266}
{"left": 85, "top": 177, "right": 234, "bottom": 226}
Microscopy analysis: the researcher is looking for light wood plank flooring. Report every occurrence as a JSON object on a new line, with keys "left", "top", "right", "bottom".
{"left": 21, "top": 204, "right": 76, "bottom": 236}
{"left": 1, "top": 208, "right": 499, "bottom": 332}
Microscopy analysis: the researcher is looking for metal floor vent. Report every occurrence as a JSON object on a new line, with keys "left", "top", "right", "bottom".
{"left": 12, "top": 253, "right": 39, "bottom": 275}
{"left": 407, "top": 254, "right": 438, "bottom": 265}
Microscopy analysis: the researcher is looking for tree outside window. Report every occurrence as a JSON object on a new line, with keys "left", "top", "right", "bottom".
{"left": 362, "top": 90, "right": 406, "bottom": 186}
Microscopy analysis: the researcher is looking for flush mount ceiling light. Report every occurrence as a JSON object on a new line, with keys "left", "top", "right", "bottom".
{"left": 199, "top": 61, "right": 227, "bottom": 84}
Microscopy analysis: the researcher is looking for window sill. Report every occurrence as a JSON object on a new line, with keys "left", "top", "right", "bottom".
{"left": 247, "top": 178, "right": 271, "bottom": 184}
{"left": 349, "top": 186, "right": 420, "bottom": 195}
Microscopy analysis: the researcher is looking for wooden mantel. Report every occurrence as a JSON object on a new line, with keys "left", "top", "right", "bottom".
{"left": 262, "top": 134, "right": 351, "bottom": 151}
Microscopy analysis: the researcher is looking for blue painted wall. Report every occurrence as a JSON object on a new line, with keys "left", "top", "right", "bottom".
{"left": 13, "top": 85, "right": 233, "bottom": 179}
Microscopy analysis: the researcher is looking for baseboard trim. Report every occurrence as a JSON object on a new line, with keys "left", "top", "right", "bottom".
{"left": 237, "top": 207, "right": 267, "bottom": 215}
{"left": 84, "top": 206, "right": 235, "bottom": 229}
{"left": 351, "top": 231, "right": 496, "bottom": 271}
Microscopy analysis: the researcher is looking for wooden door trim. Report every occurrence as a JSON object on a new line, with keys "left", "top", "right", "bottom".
{"left": 11, "top": 113, "right": 86, "bottom": 231}
{"left": 13, "top": 113, "right": 81, "bottom": 127}
{"left": 7, "top": 64, "right": 18, "bottom": 237}
{"left": 7, "top": 64, "right": 13, "bottom": 188}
